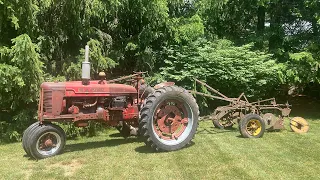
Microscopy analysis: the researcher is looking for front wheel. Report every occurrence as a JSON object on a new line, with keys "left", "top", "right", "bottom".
{"left": 22, "top": 122, "right": 40, "bottom": 156}
{"left": 27, "top": 123, "right": 66, "bottom": 159}
{"left": 139, "top": 86, "right": 199, "bottom": 151}
{"left": 239, "top": 114, "right": 265, "bottom": 138}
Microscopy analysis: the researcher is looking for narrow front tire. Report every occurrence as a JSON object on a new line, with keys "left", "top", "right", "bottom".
{"left": 27, "top": 123, "right": 66, "bottom": 159}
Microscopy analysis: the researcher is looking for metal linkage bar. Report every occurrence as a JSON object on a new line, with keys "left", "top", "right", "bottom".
{"left": 193, "top": 78, "right": 229, "bottom": 99}
{"left": 189, "top": 90, "right": 235, "bottom": 103}
{"left": 106, "top": 74, "right": 139, "bottom": 83}
{"left": 251, "top": 98, "right": 276, "bottom": 105}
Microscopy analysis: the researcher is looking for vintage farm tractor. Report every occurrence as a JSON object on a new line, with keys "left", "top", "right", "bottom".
{"left": 22, "top": 46, "right": 199, "bottom": 159}
{"left": 190, "top": 78, "right": 309, "bottom": 138}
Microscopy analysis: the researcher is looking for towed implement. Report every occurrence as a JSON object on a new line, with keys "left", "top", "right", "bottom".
{"left": 190, "top": 78, "right": 309, "bottom": 138}
{"left": 22, "top": 46, "right": 199, "bottom": 159}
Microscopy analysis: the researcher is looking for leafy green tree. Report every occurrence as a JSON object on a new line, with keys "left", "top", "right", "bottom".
{"left": 0, "top": 34, "right": 43, "bottom": 142}
{"left": 159, "top": 39, "right": 282, "bottom": 98}
{"left": 0, "top": 0, "right": 319, "bottom": 142}
{"left": 283, "top": 52, "right": 320, "bottom": 94}
{"left": 0, "top": 0, "right": 39, "bottom": 45}
{"left": 66, "top": 39, "right": 117, "bottom": 80}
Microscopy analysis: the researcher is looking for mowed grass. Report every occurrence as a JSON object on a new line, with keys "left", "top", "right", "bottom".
{"left": 1, "top": 118, "right": 320, "bottom": 180}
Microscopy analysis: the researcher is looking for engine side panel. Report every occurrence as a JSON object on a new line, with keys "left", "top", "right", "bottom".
{"left": 39, "top": 81, "right": 140, "bottom": 125}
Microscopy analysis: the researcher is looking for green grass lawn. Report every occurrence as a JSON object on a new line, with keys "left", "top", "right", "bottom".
{"left": 1, "top": 118, "right": 320, "bottom": 180}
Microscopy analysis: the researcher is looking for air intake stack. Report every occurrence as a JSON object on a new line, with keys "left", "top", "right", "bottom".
{"left": 82, "top": 45, "right": 90, "bottom": 85}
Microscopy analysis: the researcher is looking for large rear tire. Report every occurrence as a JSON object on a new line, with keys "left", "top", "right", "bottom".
{"left": 27, "top": 123, "right": 66, "bottom": 159}
{"left": 139, "top": 86, "right": 199, "bottom": 151}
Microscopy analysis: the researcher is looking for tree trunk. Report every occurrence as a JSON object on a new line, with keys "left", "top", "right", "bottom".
{"left": 256, "top": 5, "right": 265, "bottom": 49}
{"left": 311, "top": 17, "right": 318, "bottom": 37}
{"left": 257, "top": 6, "right": 265, "bottom": 34}
{"left": 268, "top": 2, "right": 282, "bottom": 52}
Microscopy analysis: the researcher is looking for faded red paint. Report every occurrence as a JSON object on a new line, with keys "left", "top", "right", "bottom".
{"left": 152, "top": 99, "right": 188, "bottom": 140}
{"left": 38, "top": 77, "right": 141, "bottom": 127}
{"left": 41, "top": 80, "right": 137, "bottom": 97}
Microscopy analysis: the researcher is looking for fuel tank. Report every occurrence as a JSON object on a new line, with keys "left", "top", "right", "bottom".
{"left": 41, "top": 80, "right": 138, "bottom": 97}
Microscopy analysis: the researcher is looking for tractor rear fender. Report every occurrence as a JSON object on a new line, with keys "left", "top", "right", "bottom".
{"left": 154, "top": 82, "right": 175, "bottom": 89}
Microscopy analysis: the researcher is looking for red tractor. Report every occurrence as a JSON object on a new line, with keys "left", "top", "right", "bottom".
{"left": 22, "top": 46, "right": 199, "bottom": 159}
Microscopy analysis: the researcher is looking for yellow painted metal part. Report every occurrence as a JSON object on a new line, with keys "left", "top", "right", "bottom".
{"left": 246, "top": 119, "right": 262, "bottom": 136}
{"left": 290, "top": 117, "right": 309, "bottom": 133}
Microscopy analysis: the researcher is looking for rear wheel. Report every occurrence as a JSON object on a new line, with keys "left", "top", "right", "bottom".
{"left": 139, "top": 85, "right": 155, "bottom": 99}
{"left": 139, "top": 86, "right": 199, "bottom": 151}
{"left": 27, "top": 123, "right": 66, "bottom": 159}
{"left": 239, "top": 114, "right": 265, "bottom": 138}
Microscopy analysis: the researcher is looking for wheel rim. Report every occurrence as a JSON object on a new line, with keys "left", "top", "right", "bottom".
{"left": 218, "top": 120, "right": 233, "bottom": 127}
{"left": 36, "top": 132, "right": 61, "bottom": 156}
{"left": 290, "top": 117, "right": 309, "bottom": 133}
{"left": 152, "top": 98, "right": 193, "bottom": 146}
{"left": 246, "top": 119, "right": 262, "bottom": 136}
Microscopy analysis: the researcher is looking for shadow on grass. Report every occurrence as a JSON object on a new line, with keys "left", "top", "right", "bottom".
{"left": 23, "top": 154, "right": 38, "bottom": 161}
{"left": 235, "top": 135, "right": 244, "bottom": 138}
{"left": 134, "top": 141, "right": 196, "bottom": 154}
{"left": 64, "top": 136, "right": 141, "bottom": 153}
{"left": 108, "top": 132, "right": 124, "bottom": 138}
{"left": 196, "top": 126, "right": 238, "bottom": 135}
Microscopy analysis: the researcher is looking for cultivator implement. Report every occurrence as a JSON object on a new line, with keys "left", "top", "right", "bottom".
{"left": 190, "top": 78, "right": 309, "bottom": 138}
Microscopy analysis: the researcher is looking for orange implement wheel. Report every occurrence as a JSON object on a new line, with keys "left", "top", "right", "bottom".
{"left": 290, "top": 117, "right": 309, "bottom": 133}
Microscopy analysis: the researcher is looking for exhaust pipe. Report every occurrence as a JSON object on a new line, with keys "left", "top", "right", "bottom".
{"left": 82, "top": 45, "right": 90, "bottom": 85}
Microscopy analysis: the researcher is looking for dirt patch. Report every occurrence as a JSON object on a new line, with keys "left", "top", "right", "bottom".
{"left": 48, "top": 159, "right": 84, "bottom": 176}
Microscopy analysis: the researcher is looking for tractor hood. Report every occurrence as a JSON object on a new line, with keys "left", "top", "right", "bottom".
{"left": 41, "top": 81, "right": 137, "bottom": 97}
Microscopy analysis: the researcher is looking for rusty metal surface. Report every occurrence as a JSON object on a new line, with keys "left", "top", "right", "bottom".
{"left": 290, "top": 117, "right": 309, "bottom": 133}
{"left": 191, "top": 78, "right": 300, "bottom": 131}
{"left": 262, "top": 113, "right": 278, "bottom": 129}
{"left": 37, "top": 72, "right": 146, "bottom": 129}
{"left": 154, "top": 82, "right": 175, "bottom": 89}
{"left": 153, "top": 99, "right": 188, "bottom": 140}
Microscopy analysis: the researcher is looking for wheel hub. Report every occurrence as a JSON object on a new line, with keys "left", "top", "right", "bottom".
{"left": 44, "top": 137, "right": 53, "bottom": 147}
{"left": 246, "top": 120, "right": 262, "bottom": 136}
{"left": 153, "top": 100, "right": 189, "bottom": 140}
{"left": 290, "top": 117, "right": 309, "bottom": 133}
{"left": 39, "top": 133, "right": 57, "bottom": 150}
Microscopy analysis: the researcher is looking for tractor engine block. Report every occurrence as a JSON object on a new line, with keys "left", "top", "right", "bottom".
{"left": 39, "top": 81, "right": 140, "bottom": 127}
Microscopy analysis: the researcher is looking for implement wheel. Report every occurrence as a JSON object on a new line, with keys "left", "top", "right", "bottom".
{"left": 139, "top": 85, "right": 199, "bottom": 151}
{"left": 239, "top": 114, "right": 265, "bottom": 138}
{"left": 213, "top": 119, "right": 233, "bottom": 129}
{"left": 290, "top": 117, "right": 309, "bottom": 133}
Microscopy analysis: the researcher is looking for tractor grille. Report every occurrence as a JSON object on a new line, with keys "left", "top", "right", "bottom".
{"left": 43, "top": 90, "right": 52, "bottom": 113}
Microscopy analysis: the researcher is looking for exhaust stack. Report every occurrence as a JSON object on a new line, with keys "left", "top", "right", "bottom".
{"left": 82, "top": 45, "right": 90, "bottom": 85}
